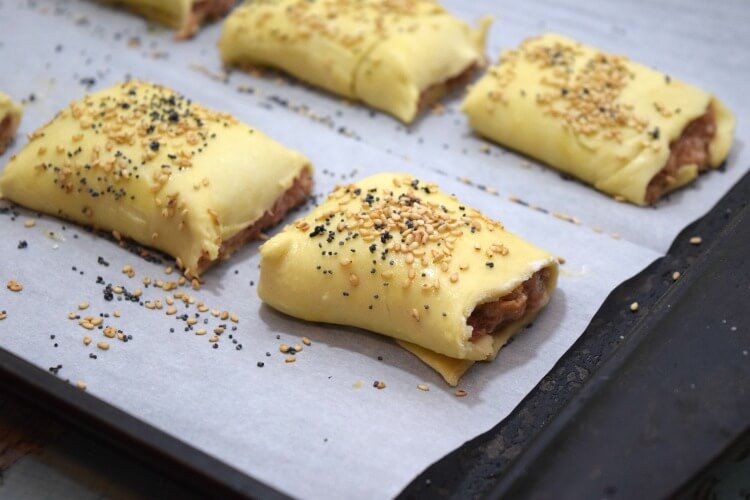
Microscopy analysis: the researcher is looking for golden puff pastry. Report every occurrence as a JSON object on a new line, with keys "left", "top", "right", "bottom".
{"left": 259, "top": 173, "right": 558, "bottom": 385}
{"left": 219, "top": 0, "right": 490, "bottom": 123}
{"left": 462, "top": 33, "right": 735, "bottom": 205}
{"left": 0, "top": 81, "right": 312, "bottom": 277}
{"left": 0, "top": 92, "right": 22, "bottom": 155}
{"left": 100, "top": 0, "right": 236, "bottom": 39}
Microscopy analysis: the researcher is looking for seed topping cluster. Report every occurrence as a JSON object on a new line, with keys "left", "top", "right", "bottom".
{"left": 484, "top": 37, "right": 670, "bottom": 148}
{"left": 294, "top": 175, "right": 510, "bottom": 320}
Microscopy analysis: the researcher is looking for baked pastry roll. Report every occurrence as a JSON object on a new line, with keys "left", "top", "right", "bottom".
{"left": 0, "top": 81, "right": 312, "bottom": 277}
{"left": 100, "top": 0, "right": 236, "bottom": 39}
{"left": 219, "top": 0, "right": 490, "bottom": 123}
{"left": 259, "top": 173, "right": 558, "bottom": 385}
{"left": 0, "top": 92, "right": 22, "bottom": 155}
{"left": 462, "top": 33, "right": 735, "bottom": 205}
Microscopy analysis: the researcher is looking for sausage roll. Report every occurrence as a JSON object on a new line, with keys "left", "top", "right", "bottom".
{"left": 462, "top": 33, "right": 735, "bottom": 205}
{"left": 0, "top": 92, "right": 22, "bottom": 155}
{"left": 258, "top": 173, "right": 558, "bottom": 385}
{"left": 219, "top": 0, "right": 491, "bottom": 123}
{"left": 100, "top": 0, "right": 236, "bottom": 39}
{"left": 0, "top": 81, "right": 312, "bottom": 277}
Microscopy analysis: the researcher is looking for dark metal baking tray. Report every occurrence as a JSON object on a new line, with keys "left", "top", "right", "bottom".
{"left": 400, "top": 170, "right": 750, "bottom": 499}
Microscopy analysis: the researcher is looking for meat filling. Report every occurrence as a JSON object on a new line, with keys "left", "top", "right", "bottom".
{"left": 468, "top": 268, "right": 552, "bottom": 341}
{"left": 196, "top": 167, "right": 313, "bottom": 273}
{"left": 0, "top": 113, "right": 20, "bottom": 155}
{"left": 417, "top": 62, "right": 480, "bottom": 114}
{"left": 645, "top": 105, "right": 716, "bottom": 204}
{"left": 178, "top": 0, "right": 236, "bottom": 40}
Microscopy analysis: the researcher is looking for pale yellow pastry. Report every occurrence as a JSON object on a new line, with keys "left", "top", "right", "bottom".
{"left": 0, "top": 81, "right": 312, "bottom": 276}
{"left": 219, "top": 0, "right": 491, "bottom": 123}
{"left": 100, "top": 0, "right": 236, "bottom": 39}
{"left": 0, "top": 92, "right": 22, "bottom": 155}
{"left": 259, "top": 173, "right": 558, "bottom": 385}
{"left": 462, "top": 33, "right": 735, "bottom": 205}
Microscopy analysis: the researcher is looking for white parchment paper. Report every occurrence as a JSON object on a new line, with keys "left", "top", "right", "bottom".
{"left": 0, "top": 0, "right": 745, "bottom": 498}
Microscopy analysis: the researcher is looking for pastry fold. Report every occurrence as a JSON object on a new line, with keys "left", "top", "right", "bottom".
{"left": 0, "top": 92, "right": 22, "bottom": 155}
{"left": 219, "top": 0, "right": 490, "bottom": 123}
{"left": 0, "top": 81, "right": 312, "bottom": 276}
{"left": 462, "top": 33, "right": 735, "bottom": 205}
{"left": 259, "top": 173, "right": 558, "bottom": 384}
{"left": 100, "top": 0, "right": 236, "bottom": 39}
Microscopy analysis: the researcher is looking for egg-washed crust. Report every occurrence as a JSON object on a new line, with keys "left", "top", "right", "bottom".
{"left": 259, "top": 172, "right": 558, "bottom": 370}
{"left": 219, "top": 0, "right": 489, "bottom": 123}
{"left": 0, "top": 81, "right": 311, "bottom": 276}
{"left": 0, "top": 111, "right": 20, "bottom": 155}
{"left": 197, "top": 167, "right": 313, "bottom": 273}
{"left": 462, "top": 33, "right": 735, "bottom": 206}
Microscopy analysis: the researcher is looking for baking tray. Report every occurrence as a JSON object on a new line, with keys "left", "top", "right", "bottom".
{"left": 400, "top": 169, "right": 750, "bottom": 499}
{"left": 1, "top": 169, "right": 748, "bottom": 499}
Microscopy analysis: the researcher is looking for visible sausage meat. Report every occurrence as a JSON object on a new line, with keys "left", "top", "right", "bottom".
{"left": 196, "top": 167, "right": 313, "bottom": 273}
{"left": 418, "top": 62, "right": 480, "bottom": 113}
{"left": 0, "top": 113, "right": 20, "bottom": 155}
{"left": 468, "top": 268, "right": 552, "bottom": 341}
{"left": 178, "top": 0, "right": 236, "bottom": 40}
{"left": 645, "top": 105, "right": 716, "bottom": 204}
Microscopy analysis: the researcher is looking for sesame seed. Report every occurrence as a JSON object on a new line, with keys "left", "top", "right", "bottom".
{"left": 454, "top": 389, "right": 468, "bottom": 397}
{"left": 83, "top": 335, "right": 92, "bottom": 346}
{"left": 6, "top": 280, "right": 23, "bottom": 292}
{"left": 24, "top": 219, "right": 36, "bottom": 228}
{"left": 166, "top": 306, "right": 177, "bottom": 315}
{"left": 67, "top": 311, "right": 77, "bottom": 320}
{"left": 450, "top": 273, "right": 459, "bottom": 283}
{"left": 229, "top": 313, "right": 239, "bottom": 323}
{"left": 630, "top": 302, "right": 639, "bottom": 312}
{"left": 302, "top": 337, "right": 311, "bottom": 346}
{"left": 78, "top": 301, "right": 89, "bottom": 310}
{"left": 97, "top": 341, "right": 110, "bottom": 351}
{"left": 411, "top": 308, "right": 420, "bottom": 322}
{"left": 195, "top": 328, "right": 207, "bottom": 336}
{"left": 0, "top": 312, "right": 6, "bottom": 321}
{"left": 417, "top": 384, "right": 430, "bottom": 392}
{"left": 672, "top": 271, "right": 681, "bottom": 281}
{"left": 349, "top": 273, "right": 360, "bottom": 286}
{"left": 689, "top": 236, "right": 702, "bottom": 245}
{"left": 76, "top": 380, "right": 87, "bottom": 391}
{"left": 285, "top": 356, "right": 296, "bottom": 363}
{"left": 279, "top": 343, "right": 290, "bottom": 353}
{"left": 293, "top": 344, "right": 303, "bottom": 352}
